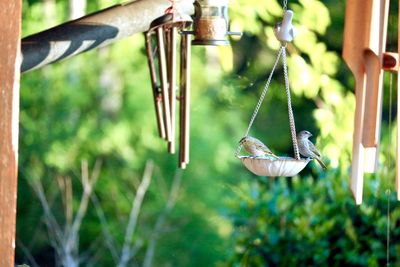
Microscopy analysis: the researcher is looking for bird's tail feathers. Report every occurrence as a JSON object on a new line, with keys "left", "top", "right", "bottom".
{"left": 270, "top": 153, "right": 280, "bottom": 159}
{"left": 316, "top": 157, "right": 327, "bottom": 170}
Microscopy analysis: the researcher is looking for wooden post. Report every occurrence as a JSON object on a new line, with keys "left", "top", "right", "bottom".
{"left": 0, "top": 1, "right": 22, "bottom": 266}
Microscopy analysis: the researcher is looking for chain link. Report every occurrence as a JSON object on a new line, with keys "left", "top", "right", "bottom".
{"left": 237, "top": 46, "right": 299, "bottom": 160}
{"left": 282, "top": 47, "right": 300, "bottom": 160}
{"left": 234, "top": 142, "right": 242, "bottom": 157}
{"left": 236, "top": 48, "right": 283, "bottom": 157}
{"left": 244, "top": 47, "right": 283, "bottom": 137}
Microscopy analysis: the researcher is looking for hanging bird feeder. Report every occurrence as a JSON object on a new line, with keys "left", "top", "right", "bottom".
{"left": 236, "top": 8, "right": 309, "bottom": 177}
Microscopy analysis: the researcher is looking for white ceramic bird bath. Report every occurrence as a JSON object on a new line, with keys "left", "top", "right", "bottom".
{"left": 237, "top": 156, "right": 310, "bottom": 177}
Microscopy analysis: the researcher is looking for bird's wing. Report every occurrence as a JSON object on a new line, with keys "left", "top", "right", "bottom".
{"left": 307, "top": 140, "right": 321, "bottom": 157}
{"left": 255, "top": 140, "right": 272, "bottom": 153}
{"left": 297, "top": 139, "right": 309, "bottom": 158}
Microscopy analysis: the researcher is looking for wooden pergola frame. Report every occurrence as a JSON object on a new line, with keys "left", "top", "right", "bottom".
{"left": 343, "top": 0, "right": 400, "bottom": 204}
{"left": 0, "top": 2, "right": 22, "bottom": 266}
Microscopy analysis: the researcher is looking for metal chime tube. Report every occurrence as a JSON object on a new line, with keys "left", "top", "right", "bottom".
{"left": 156, "top": 27, "right": 173, "bottom": 142}
{"left": 144, "top": 12, "right": 192, "bottom": 167}
{"left": 168, "top": 27, "right": 178, "bottom": 153}
{"left": 179, "top": 34, "right": 191, "bottom": 168}
{"left": 145, "top": 33, "right": 166, "bottom": 139}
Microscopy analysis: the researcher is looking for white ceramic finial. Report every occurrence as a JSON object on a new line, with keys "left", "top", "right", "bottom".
{"left": 274, "top": 10, "right": 296, "bottom": 43}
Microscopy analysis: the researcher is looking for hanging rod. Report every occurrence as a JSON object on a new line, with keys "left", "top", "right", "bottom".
{"left": 21, "top": 0, "right": 194, "bottom": 73}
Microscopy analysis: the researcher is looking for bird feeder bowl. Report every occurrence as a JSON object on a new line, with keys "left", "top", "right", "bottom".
{"left": 238, "top": 156, "right": 310, "bottom": 177}
{"left": 192, "top": 0, "right": 233, "bottom": 45}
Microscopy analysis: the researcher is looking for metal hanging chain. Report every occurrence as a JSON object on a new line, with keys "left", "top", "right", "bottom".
{"left": 235, "top": 47, "right": 284, "bottom": 157}
{"left": 244, "top": 47, "right": 284, "bottom": 137}
{"left": 279, "top": 0, "right": 300, "bottom": 159}
{"left": 282, "top": 46, "right": 300, "bottom": 160}
{"left": 237, "top": 0, "right": 293, "bottom": 157}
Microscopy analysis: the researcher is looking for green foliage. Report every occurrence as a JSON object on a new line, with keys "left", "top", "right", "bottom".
{"left": 19, "top": 1, "right": 239, "bottom": 266}
{"left": 226, "top": 168, "right": 400, "bottom": 266}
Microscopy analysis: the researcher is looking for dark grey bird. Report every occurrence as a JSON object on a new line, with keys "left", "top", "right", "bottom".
{"left": 239, "top": 136, "right": 279, "bottom": 159}
{"left": 297, "top": 130, "right": 327, "bottom": 169}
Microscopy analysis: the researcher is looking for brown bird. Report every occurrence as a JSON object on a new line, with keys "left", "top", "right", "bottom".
{"left": 239, "top": 136, "right": 279, "bottom": 159}
{"left": 297, "top": 130, "right": 327, "bottom": 169}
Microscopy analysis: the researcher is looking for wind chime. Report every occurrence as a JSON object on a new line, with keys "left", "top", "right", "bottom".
{"left": 145, "top": 0, "right": 238, "bottom": 168}
{"left": 342, "top": 0, "right": 399, "bottom": 204}
{"left": 235, "top": 4, "right": 311, "bottom": 177}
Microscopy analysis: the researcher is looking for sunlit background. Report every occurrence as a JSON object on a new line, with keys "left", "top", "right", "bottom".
{"left": 17, "top": 0, "right": 400, "bottom": 266}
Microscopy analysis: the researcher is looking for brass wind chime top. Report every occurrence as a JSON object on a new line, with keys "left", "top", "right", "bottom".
{"left": 192, "top": 0, "right": 241, "bottom": 45}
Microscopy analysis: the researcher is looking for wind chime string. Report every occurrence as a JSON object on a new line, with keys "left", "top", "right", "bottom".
{"left": 384, "top": 7, "right": 398, "bottom": 264}
{"left": 386, "top": 72, "right": 393, "bottom": 266}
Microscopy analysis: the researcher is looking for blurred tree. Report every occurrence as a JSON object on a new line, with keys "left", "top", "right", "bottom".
{"left": 18, "top": 0, "right": 237, "bottom": 266}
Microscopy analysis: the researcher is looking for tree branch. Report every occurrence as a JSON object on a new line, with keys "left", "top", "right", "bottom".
{"left": 142, "top": 169, "right": 182, "bottom": 267}
{"left": 117, "top": 160, "right": 154, "bottom": 267}
{"left": 30, "top": 180, "right": 64, "bottom": 257}
{"left": 64, "top": 159, "right": 102, "bottom": 266}
{"left": 90, "top": 192, "right": 119, "bottom": 263}
{"left": 16, "top": 239, "right": 40, "bottom": 267}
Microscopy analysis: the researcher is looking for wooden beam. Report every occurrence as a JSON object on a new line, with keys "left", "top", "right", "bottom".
{"left": 0, "top": 1, "right": 22, "bottom": 266}
{"left": 343, "top": 0, "right": 369, "bottom": 204}
{"left": 361, "top": 0, "right": 388, "bottom": 173}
